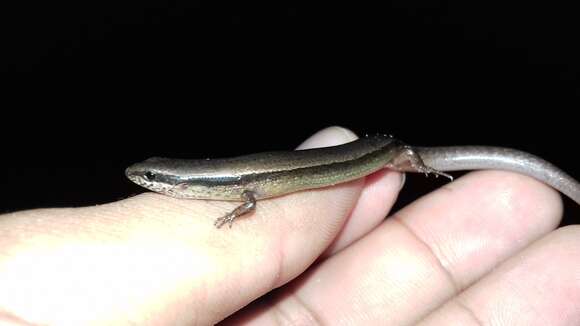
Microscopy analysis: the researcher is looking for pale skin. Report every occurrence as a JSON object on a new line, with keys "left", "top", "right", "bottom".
{"left": 1, "top": 127, "right": 580, "bottom": 325}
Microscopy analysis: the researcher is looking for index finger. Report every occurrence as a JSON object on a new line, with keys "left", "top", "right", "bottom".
{"left": 0, "top": 127, "right": 382, "bottom": 325}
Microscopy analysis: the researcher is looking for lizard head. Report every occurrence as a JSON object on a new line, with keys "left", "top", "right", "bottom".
{"left": 125, "top": 157, "right": 184, "bottom": 195}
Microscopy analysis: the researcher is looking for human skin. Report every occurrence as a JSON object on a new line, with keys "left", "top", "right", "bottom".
{"left": 0, "top": 126, "right": 579, "bottom": 325}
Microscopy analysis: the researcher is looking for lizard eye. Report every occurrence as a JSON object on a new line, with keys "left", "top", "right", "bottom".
{"left": 144, "top": 171, "right": 156, "bottom": 181}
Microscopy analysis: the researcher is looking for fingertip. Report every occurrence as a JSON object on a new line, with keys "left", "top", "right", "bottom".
{"left": 297, "top": 126, "right": 358, "bottom": 150}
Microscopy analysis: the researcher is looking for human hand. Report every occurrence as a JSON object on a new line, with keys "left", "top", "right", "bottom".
{"left": 1, "top": 127, "right": 579, "bottom": 325}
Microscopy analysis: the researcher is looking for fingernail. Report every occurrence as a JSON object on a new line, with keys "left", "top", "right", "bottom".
{"left": 399, "top": 173, "right": 406, "bottom": 190}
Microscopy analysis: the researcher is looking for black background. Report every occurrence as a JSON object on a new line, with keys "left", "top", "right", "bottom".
{"left": 2, "top": 2, "right": 579, "bottom": 225}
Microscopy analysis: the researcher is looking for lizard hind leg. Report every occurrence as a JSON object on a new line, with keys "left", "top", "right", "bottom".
{"left": 386, "top": 146, "right": 453, "bottom": 180}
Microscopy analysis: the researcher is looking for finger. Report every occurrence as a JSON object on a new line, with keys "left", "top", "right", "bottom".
{"left": 0, "top": 127, "right": 368, "bottom": 325}
{"left": 295, "top": 125, "right": 358, "bottom": 150}
{"left": 297, "top": 126, "right": 405, "bottom": 256}
{"left": 324, "top": 169, "right": 404, "bottom": 255}
{"left": 223, "top": 171, "right": 563, "bottom": 325}
{"left": 420, "top": 226, "right": 580, "bottom": 326}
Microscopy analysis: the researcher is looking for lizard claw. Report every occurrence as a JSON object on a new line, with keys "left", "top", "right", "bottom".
{"left": 214, "top": 213, "right": 236, "bottom": 229}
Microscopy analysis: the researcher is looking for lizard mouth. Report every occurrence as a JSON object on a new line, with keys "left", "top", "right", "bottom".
{"left": 124, "top": 168, "right": 143, "bottom": 185}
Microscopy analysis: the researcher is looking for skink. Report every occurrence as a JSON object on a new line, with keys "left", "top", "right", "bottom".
{"left": 125, "top": 135, "right": 580, "bottom": 228}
